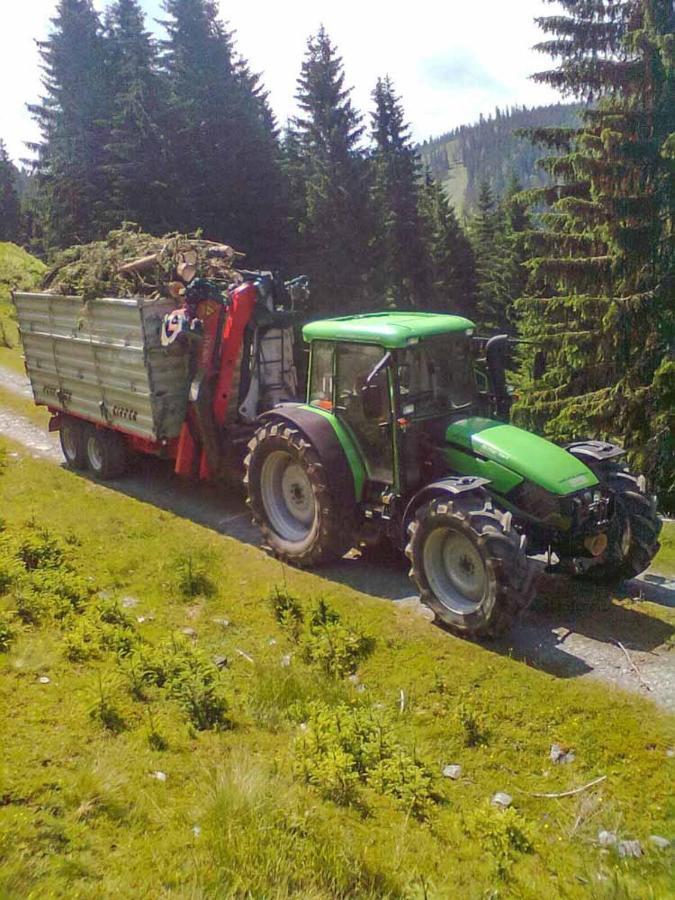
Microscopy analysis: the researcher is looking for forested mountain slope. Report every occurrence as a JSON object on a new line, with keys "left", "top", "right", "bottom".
{"left": 419, "top": 103, "right": 582, "bottom": 212}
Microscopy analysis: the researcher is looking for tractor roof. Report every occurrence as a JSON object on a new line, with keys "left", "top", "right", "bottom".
{"left": 302, "top": 312, "right": 475, "bottom": 349}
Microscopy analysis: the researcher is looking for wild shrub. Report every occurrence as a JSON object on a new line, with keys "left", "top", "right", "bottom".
{"left": 301, "top": 599, "right": 375, "bottom": 678}
{"left": 0, "top": 552, "right": 23, "bottom": 595}
{"left": 0, "top": 615, "right": 14, "bottom": 652}
{"left": 269, "top": 586, "right": 304, "bottom": 641}
{"left": 295, "top": 701, "right": 435, "bottom": 818}
{"left": 456, "top": 698, "right": 489, "bottom": 747}
{"left": 465, "top": 803, "right": 534, "bottom": 879}
{"left": 175, "top": 554, "right": 215, "bottom": 599}
{"left": 64, "top": 618, "right": 105, "bottom": 662}
{"left": 12, "top": 525, "right": 64, "bottom": 571}
{"left": 272, "top": 592, "right": 375, "bottom": 679}
{"left": 89, "top": 678, "right": 127, "bottom": 734}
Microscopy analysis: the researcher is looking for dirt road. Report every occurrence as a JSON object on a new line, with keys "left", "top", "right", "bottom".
{"left": 1, "top": 365, "right": 673, "bottom": 710}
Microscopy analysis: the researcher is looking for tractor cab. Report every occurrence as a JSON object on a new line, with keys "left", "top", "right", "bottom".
{"left": 303, "top": 312, "right": 479, "bottom": 495}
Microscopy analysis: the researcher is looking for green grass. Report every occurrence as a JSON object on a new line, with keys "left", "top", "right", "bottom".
{"left": 0, "top": 441, "right": 673, "bottom": 898}
{"left": 0, "top": 242, "right": 46, "bottom": 372}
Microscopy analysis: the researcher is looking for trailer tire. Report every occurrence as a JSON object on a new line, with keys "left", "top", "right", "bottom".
{"left": 244, "top": 422, "right": 355, "bottom": 566}
{"left": 84, "top": 427, "right": 128, "bottom": 480}
{"left": 59, "top": 417, "right": 87, "bottom": 469}
{"left": 405, "top": 492, "right": 537, "bottom": 638}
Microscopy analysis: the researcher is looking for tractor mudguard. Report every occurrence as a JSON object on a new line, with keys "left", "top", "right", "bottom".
{"left": 259, "top": 403, "right": 366, "bottom": 508}
{"left": 565, "top": 440, "right": 625, "bottom": 464}
{"left": 402, "top": 476, "right": 490, "bottom": 544}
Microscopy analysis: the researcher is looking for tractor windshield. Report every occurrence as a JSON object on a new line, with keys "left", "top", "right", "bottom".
{"left": 397, "top": 334, "right": 477, "bottom": 418}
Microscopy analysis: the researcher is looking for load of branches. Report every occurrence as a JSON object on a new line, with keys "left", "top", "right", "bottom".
{"left": 42, "top": 223, "right": 244, "bottom": 301}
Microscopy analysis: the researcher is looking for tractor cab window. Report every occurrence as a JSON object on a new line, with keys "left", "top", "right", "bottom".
{"left": 335, "top": 343, "right": 394, "bottom": 485}
{"left": 308, "top": 341, "right": 334, "bottom": 410}
{"left": 398, "top": 334, "right": 477, "bottom": 419}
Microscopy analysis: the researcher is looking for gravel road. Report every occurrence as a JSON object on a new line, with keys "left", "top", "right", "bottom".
{"left": 1, "top": 365, "right": 673, "bottom": 710}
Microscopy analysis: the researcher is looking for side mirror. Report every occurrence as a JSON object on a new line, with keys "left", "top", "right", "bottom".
{"left": 533, "top": 350, "right": 547, "bottom": 380}
{"left": 362, "top": 382, "right": 386, "bottom": 420}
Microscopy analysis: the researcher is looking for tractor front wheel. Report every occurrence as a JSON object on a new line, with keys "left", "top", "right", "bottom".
{"left": 244, "top": 422, "right": 355, "bottom": 566}
{"left": 577, "top": 467, "right": 661, "bottom": 583}
{"left": 406, "top": 492, "right": 537, "bottom": 638}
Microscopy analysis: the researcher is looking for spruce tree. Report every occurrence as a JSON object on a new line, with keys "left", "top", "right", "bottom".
{"left": 28, "top": 0, "right": 111, "bottom": 249}
{"left": 291, "top": 27, "right": 371, "bottom": 314}
{"left": 0, "top": 142, "right": 21, "bottom": 243}
{"left": 161, "top": 0, "right": 284, "bottom": 261}
{"left": 470, "top": 180, "right": 512, "bottom": 331}
{"left": 418, "top": 174, "right": 477, "bottom": 318}
{"left": 515, "top": 0, "right": 674, "bottom": 508}
{"left": 104, "top": 0, "right": 170, "bottom": 234}
{"left": 369, "top": 76, "right": 428, "bottom": 307}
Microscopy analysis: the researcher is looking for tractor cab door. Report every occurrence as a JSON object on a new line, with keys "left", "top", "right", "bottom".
{"left": 334, "top": 342, "right": 394, "bottom": 486}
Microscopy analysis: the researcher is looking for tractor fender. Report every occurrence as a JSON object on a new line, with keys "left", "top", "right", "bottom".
{"left": 258, "top": 403, "right": 366, "bottom": 508}
{"left": 565, "top": 440, "right": 625, "bottom": 465}
{"left": 402, "top": 476, "right": 491, "bottom": 544}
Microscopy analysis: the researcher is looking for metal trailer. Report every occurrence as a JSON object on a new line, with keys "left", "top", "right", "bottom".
{"left": 13, "top": 279, "right": 300, "bottom": 480}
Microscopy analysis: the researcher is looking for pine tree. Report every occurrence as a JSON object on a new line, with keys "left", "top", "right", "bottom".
{"left": 161, "top": 0, "right": 284, "bottom": 261}
{"left": 470, "top": 180, "right": 512, "bottom": 331}
{"left": 291, "top": 27, "right": 371, "bottom": 314}
{"left": 0, "top": 142, "right": 21, "bottom": 243}
{"left": 28, "top": 0, "right": 111, "bottom": 249}
{"left": 515, "top": 0, "right": 674, "bottom": 508}
{"left": 418, "top": 174, "right": 477, "bottom": 318}
{"left": 103, "top": 0, "right": 170, "bottom": 234}
{"left": 369, "top": 76, "right": 428, "bottom": 307}
{"left": 500, "top": 174, "right": 531, "bottom": 326}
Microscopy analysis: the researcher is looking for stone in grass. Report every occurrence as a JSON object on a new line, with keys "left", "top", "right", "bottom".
{"left": 597, "top": 830, "right": 617, "bottom": 847}
{"left": 616, "top": 840, "right": 642, "bottom": 859}
{"left": 150, "top": 770, "right": 167, "bottom": 782}
{"left": 648, "top": 835, "right": 670, "bottom": 850}
{"left": 280, "top": 654, "right": 292, "bottom": 668}
{"left": 181, "top": 628, "right": 197, "bottom": 639}
{"left": 212, "top": 617, "right": 230, "bottom": 628}
{"left": 491, "top": 792, "right": 512, "bottom": 808}
{"left": 121, "top": 596, "right": 139, "bottom": 609}
{"left": 442, "top": 765, "right": 462, "bottom": 780}
{"left": 212, "top": 655, "right": 227, "bottom": 670}
{"left": 38, "top": 676, "right": 50, "bottom": 684}
{"left": 550, "top": 743, "right": 575, "bottom": 764}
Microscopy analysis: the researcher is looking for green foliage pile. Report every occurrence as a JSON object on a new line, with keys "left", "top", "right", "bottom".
{"left": 41, "top": 223, "right": 240, "bottom": 301}
{"left": 0, "top": 242, "right": 46, "bottom": 352}
{"left": 514, "top": 0, "right": 674, "bottom": 510}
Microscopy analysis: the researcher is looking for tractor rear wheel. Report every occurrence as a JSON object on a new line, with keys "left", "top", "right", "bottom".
{"left": 406, "top": 492, "right": 537, "bottom": 638}
{"left": 577, "top": 467, "right": 661, "bottom": 583}
{"left": 59, "top": 417, "right": 87, "bottom": 469}
{"left": 84, "top": 427, "right": 128, "bottom": 480}
{"left": 244, "top": 421, "right": 355, "bottom": 566}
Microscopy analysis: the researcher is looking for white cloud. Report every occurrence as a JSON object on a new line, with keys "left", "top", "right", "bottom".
{"left": 2, "top": 0, "right": 563, "bottom": 164}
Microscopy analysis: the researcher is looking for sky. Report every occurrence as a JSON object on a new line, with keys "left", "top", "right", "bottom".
{"left": 2, "top": 0, "right": 564, "bottom": 165}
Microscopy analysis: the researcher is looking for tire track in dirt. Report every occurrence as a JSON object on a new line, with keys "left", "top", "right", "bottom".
{"left": 0, "top": 364, "right": 673, "bottom": 709}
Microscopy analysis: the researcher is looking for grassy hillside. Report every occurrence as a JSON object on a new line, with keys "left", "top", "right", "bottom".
{"left": 0, "top": 242, "right": 46, "bottom": 373}
{"left": 0, "top": 442, "right": 672, "bottom": 898}
{"left": 419, "top": 103, "right": 582, "bottom": 214}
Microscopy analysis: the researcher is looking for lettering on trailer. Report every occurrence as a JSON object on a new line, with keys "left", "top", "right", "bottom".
{"left": 43, "top": 385, "right": 72, "bottom": 403}
{"left": 112, "top": 405, "right": 138, "bottom": 422}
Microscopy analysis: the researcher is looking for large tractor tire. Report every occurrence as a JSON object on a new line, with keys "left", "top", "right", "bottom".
{"left": 405, "top": 491, "right": 537, "bottom": 638}
{"left": 244, "top": 421, "right": 356, "bottom": 566}
{"left": 59, "top": 416, "right": 87, "bottom": 470}
{"left": 578, "top": 466, "right": 661, "bottom": 583}
{"left": 84, "top": 427, "right": 129, "bottom": 480}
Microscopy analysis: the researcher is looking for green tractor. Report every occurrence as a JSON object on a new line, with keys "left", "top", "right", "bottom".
{"left": 244, "top": 312, "right": 661, "bottom": 638}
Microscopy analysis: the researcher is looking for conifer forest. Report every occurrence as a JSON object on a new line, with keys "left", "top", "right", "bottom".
{"left": 4, "top": 0, "right": 671, "bottom": 506}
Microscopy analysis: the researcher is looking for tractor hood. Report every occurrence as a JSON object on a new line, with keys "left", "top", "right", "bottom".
{"left": 444, "top": 417, "right": 599, "bottom": 496}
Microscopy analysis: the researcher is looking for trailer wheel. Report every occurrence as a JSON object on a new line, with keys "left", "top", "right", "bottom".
{"left": 244, "top": 422, "right": 355, "bottom": 566}
{"left": 59, "top": 417, "right": 87, "bottom": 469}
{"left": 406, "top": 492, "right": 537, "bottom": 638}
{"left": 84, "top": 427, "right": 128, "bottom": 480}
